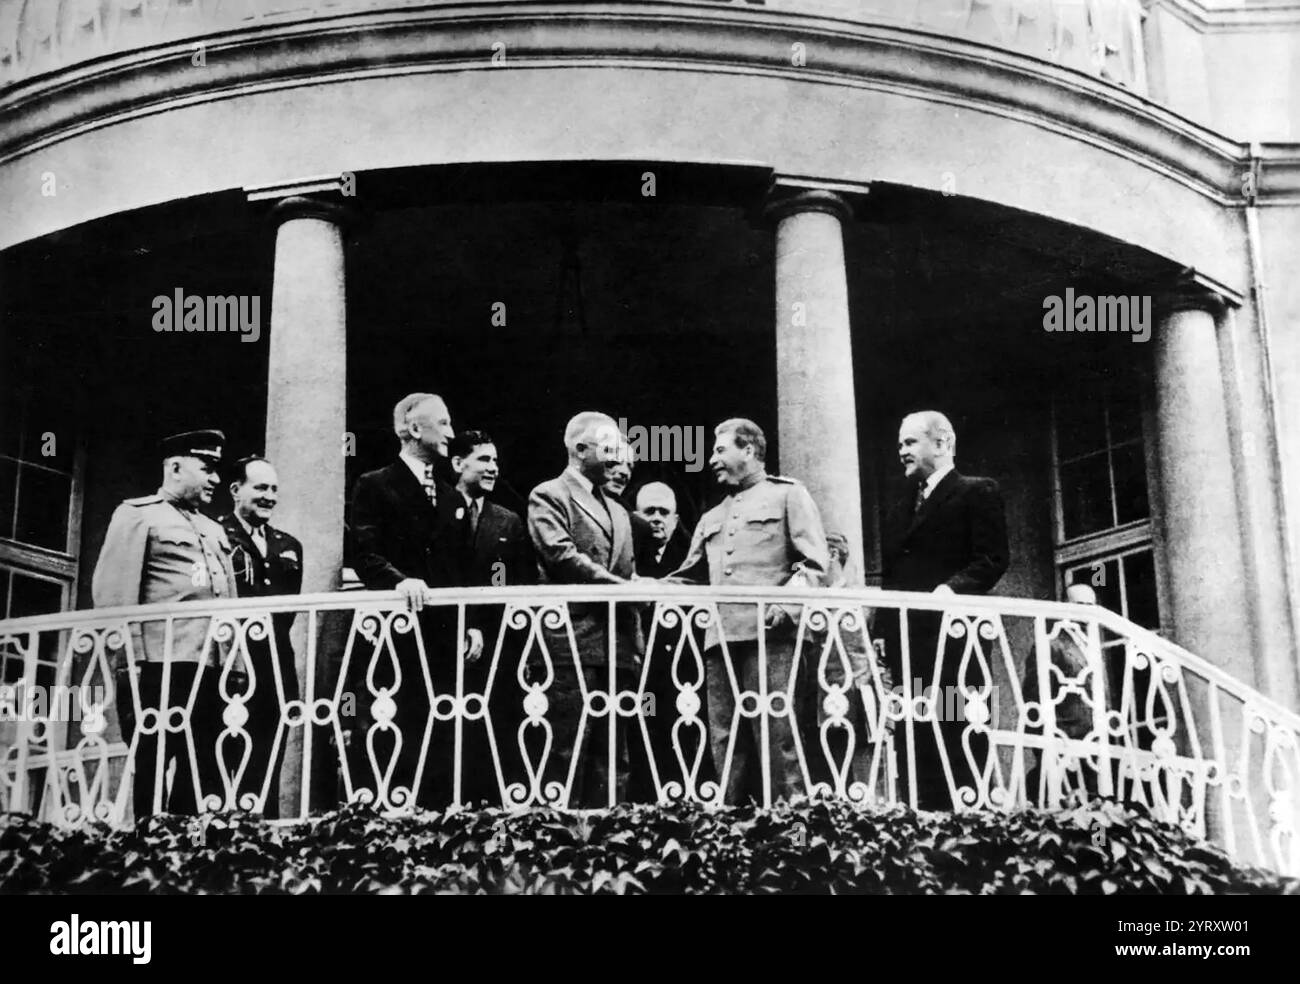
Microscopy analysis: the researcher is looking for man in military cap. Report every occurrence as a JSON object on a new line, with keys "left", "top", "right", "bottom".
{"left": 92, "top": 429, "right": 237, "bottom": 818}
{"left": 667, "top": 418, "right": 829, "bottom": 803}
{"left": 218, "top": 455, "right": 303, "bottom": 817}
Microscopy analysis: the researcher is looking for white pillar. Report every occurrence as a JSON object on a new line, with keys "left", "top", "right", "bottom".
{"left": 766, "top": 187, "right": 864, "bottom": 581}
{"left": 1152, "top": 284, "right": 1256, "bottom": 685}
{"left": 264, "top": 194, "right": 350, "bottom": 815}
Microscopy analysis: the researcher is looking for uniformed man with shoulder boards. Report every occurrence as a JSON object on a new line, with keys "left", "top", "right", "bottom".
{"left": 92, "top": 429, "right": 236, "bottom": 818}
{"left": 218, "top": 455, "right": 303, "bottom": 817}
{"left": 667, "top": 418, "right": 829, "bottom": 803}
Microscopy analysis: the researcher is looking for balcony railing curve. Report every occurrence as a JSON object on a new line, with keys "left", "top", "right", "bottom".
{"left": 1, "top": 584, "right": 1295, "bottom": 875}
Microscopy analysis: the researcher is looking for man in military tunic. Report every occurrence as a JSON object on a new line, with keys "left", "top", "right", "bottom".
{"left": 92, "top": 430, "right": 236, "bottom": 818}
{"left": 219, "top": 455, "right": 303, "bottom": 817}
{"left": 667, "top": 418, "right": 829, "bottom": 803}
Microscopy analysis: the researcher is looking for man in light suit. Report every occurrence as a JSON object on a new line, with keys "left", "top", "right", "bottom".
{"left": 527, "top": 411, "right": 643, "bottom": 806}
{"left": 879, "top": 410, "right": 1009, "bottom": 809}
{"left": 447, "top": 430, "right": 533, "bottom": 804}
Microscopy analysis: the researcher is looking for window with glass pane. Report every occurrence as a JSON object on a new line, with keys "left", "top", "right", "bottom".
{"left": 0, "top": 378, "right": 77, "bottom": 554}
{"left": 1056, "top": 373, "right": 1150, "bottom": 541}
{"left": 1063, "top": 547, "right": 1161, "bottom": 632}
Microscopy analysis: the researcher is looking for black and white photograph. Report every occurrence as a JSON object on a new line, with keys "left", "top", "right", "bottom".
{"left": 0, "top": 0, "right": 1296, "bottom": 944}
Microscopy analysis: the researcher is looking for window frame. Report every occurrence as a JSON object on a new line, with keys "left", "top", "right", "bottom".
{"left": 0, "top": 395, "right": 86, "bottom": 611}
{"left": 1049, "top": 364, "right": 1164, "bottom": 636}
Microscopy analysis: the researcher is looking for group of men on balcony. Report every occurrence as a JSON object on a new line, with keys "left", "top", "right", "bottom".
{"left": 91, "top": 394, "right": 1010, "bottom": 818}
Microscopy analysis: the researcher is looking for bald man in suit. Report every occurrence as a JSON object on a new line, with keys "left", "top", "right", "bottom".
{"left": 527, "top": 411, "right": 643, "bottom": 806}
{"left": 880, "top": 410, "right": 1008, "bottom": 809}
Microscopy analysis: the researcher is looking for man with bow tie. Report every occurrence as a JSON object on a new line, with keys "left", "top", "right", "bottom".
{"left": 218, "top": 455, "right": 302, "bottom": 817}
{"left": 879, "top": 410, "right": 1009, "bottom": 809}
{"left": 527, "top": 411, "right": 644, "bottom": 806}
{"left": 349, "top": 392, "right": 464, "bottom": 807}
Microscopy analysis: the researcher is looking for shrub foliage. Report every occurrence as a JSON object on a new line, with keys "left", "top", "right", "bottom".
{"left": 2, "top": 799, "right": 1295, "bottom": 895}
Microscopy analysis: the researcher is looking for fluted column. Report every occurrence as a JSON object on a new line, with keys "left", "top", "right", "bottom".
{"left": 1152, "top": 282, "right": 1256, "bottom": 686}
{"left": 765, "top": 186, "right": 864, "bottom": 580}
{"left": 262, "top": 192, "right": 352, "bottom": 816}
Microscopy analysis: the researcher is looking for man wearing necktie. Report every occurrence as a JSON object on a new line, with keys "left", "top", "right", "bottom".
{"left": 349, "top": 393, "right": 464, "bottom": 807}
{"left": 629, "top": 481, "right": 699, "bottom": 801}
{"left": 218, "top": 456, "right": 303, "bottom": 817}
{"left": 879, "top": 410, "right": 1009, "bottom": 809}
{"left": 447, "top": 430, "right": 533, "bottom": 804}
{"left": 527, "top": 411, "right": 643, "bottom": 806}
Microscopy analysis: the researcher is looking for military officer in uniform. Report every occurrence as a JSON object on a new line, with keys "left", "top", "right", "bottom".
{"left": 218, "top": 455, "right": 303, "bottom": 817}
{"left": 667, "top": 418, "right": 829, "bottom": 803}
{"left": 92, "top": 429, "right": 236, "bottom": 818}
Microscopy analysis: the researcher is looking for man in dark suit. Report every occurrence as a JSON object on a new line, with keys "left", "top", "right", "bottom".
{"left": 218, "top": 455, "right": 302, "bottom": 817}
{"left": 446, "top": 430, "right": 533, "bottom": 805}
{"left": 628, "top": 481, "right": 696, "bottom": 801}
{"left": 634, "top": 482, "right": 691, "bottom": 579}
{"left": 527, "top": 411, "right": 643, "bottom": 807}
{"left": 349, "top": 392, "right": 463, "bottom": 809}
{"left": 880, "top": 410, "right": 1009, "bottom": 809}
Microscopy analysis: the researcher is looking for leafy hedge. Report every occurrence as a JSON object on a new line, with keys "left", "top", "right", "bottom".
{"left": 2, "top": 799, "right": 1296, "bottom": 894}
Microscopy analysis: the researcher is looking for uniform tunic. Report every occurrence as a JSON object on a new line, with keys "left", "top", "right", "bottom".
{"left": 91, "top": 490, "right": 236, "bottom": 666}
{"left": 669, "top": 471, "right": 830, "bottom": 650}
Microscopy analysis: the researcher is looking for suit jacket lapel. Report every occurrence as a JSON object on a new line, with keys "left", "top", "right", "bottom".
{"left": 221, "top": 516, "right": 264, "bottom": 589}
{"left": 387, "top": 462, "right": 430, "bottom": 515}
{"left": 905, "top": 469, "right": 961, "bottom": 538}
{"left": 565, "top": 471, "right": 613, "bottom": 539}
{"left": 610, "top": 504, "right": 631, "bottom": 568}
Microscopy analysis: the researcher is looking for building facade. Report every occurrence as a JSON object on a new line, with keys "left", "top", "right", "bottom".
{"left": 1, "top": 0, "right": 1299, "bottom": 865}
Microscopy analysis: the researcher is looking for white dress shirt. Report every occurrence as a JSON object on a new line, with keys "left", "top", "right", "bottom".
{"left": 921, "top": 461, "right": 955, "bottom": 501}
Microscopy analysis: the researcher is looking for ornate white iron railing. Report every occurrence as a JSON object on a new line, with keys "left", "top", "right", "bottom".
{"left": 1, "top": 584, "right": 1295, "bottom": 874}
{"left": 0, "top": 0, "right": 1147, "bottom": 92}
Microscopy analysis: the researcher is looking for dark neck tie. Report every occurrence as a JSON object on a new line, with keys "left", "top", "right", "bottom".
{"left": 468, "top": 497, "right": 480, "bottom": 535}
{"left": 422, "top": 464, "right": 437, "bottom": 506}
{"left": 913, "top": 482, "right": 927, "bottom": 516}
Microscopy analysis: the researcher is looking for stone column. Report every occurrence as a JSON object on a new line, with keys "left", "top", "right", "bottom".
{"left": 1152, "top": 282, "right": 1256, "bottom": 685}
{"left": 765, "top": 186, "right": 864, "bottom": 581}
{"left": 262, "top": 193, "right": 352, "bottom": 816}
{"left": 1216, "top": 303, "right": 1300, "bottom": 711}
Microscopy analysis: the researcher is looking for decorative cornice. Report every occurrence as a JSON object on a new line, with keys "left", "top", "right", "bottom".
{"left": 0, "top": 3, "right": 1284, "bottom": 210}
{"left": 266, "top": 194, "right": 358, "bottom": 228}
{"left": 764, "top": 179, "right": 859, "bottom": 223}
{"left": 1152, "top": 267, "right": 1242, "bottom": 316}
{"left": 1148, "top": 0, "right": 1300, "bottom": 32}
{"left": 247, "top": 175, "right": 353, "bottom": 204}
